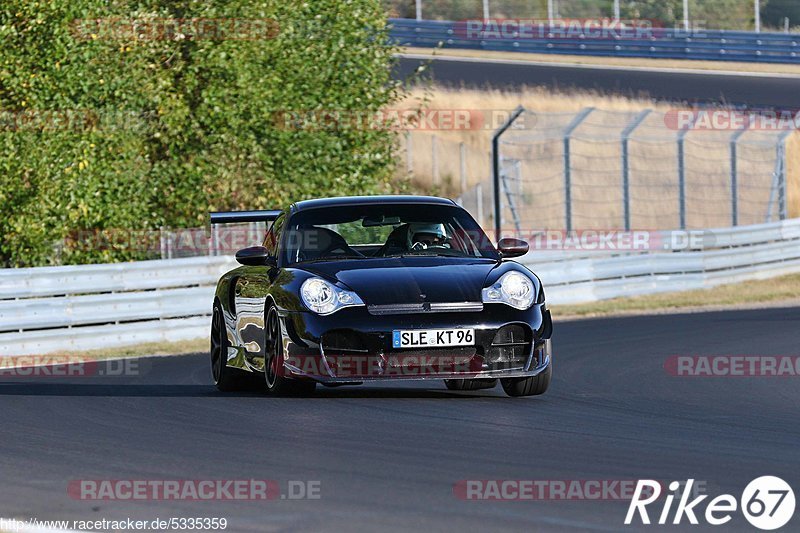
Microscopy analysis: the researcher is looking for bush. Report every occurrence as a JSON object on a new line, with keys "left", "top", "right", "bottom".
{"left": 0, "top": 0, "right": 402, "bottom": 267}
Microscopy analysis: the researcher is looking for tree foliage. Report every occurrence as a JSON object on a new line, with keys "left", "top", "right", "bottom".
{"left": 0, "top": 0, "right": 402, "bottom": 266}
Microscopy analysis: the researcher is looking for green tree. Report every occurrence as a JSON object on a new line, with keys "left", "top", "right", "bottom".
{"left": 0, "top": 0, "right": 402, "bottom": 267}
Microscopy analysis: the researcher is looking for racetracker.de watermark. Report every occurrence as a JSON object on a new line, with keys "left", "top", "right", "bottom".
{"left": 273, "top": 109, "right": 537, "bottom": 131}
{"left": 453, "top": 479, "right": 708, "bottom": 501}
{"left": 664, "top": 355, "right": 800, "bottom": 377}
{"left": 67, "top": 479, "right": 321, "bottom": 501}
{"left": 62, "top": 228, "right": 719, "bottom": 256}
{"left": 70, "top": 18, "right": 279, "bottom": 41}
{"left": 285, "top": 354, "right": 484, "bottom": 379}
{"left": 665, "top": 109, "right": 800, "bottom": 131}
{"left": 454, "top": 18, "right": 663, "bottom": 40}
{"left": 0, "top": 356, "right": 145, "bottom": 378}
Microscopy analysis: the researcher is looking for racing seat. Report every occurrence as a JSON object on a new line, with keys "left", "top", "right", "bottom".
{"left": 295, "top": 226, "right": 360, "bottom": 261}
{"left": 374, "top": 224, "right": 411, "bottom": 257}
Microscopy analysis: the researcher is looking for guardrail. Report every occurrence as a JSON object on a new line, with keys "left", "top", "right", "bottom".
{"left": 0, "top": 256, "right": 237, "bottom": 356}
{"left": 389, "top": 18, "right": 800, "bottom": 64}
{"left": 523, "top": 218, "right": 800, "bottom": 304}
{"left": 1, "top": 218, "right": 798, "bottom": 355}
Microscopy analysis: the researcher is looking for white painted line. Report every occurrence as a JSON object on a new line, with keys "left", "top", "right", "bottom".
{"left": 397, "top": 52, "right": 800, "bottom": 79}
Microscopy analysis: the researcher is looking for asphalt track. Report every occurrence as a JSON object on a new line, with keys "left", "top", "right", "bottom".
{"left": 1, "top": 306, "right": 799, "bottom": 532}
{"left": 395, "top": 55, "right": 800, "bottom": 108}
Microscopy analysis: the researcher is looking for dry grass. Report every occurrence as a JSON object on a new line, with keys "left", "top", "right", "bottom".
{"left": 396, "top": 86, "right": 800, "bottom": 227}
{"left": 0, "top": 339, "right": 209, "bottom": 365}
{"left": 788, "top": 133, "right": 800, "bottom": 219}
{"left": 554, "top": 273, "right": 800, "bottom": 319}
{"left": 399, "top": 47, "right": 800, "bottom": 76}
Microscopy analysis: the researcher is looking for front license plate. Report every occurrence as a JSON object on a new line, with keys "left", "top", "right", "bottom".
{"left": 392, "top": 328, "right": 475, "bottom": 348}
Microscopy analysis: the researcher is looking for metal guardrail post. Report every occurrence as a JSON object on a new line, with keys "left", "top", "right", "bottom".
{"left": 563, "top": 108, "right": 594, "bottom": 233}
{"left": 492, "top": 106, "right": 525, "bottom": 242}
{"left": 620, "top": 109, "right": 651, "bottom": 231}
{"left": 729, "top": 122, "right": 750, "bottom": 226}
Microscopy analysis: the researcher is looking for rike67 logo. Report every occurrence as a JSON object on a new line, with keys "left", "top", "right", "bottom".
{"left": 626, "top": 477, "right": 795, "bottom": 530}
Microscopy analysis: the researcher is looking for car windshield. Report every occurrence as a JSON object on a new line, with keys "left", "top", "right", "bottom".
{"left": 283, "top": 203, "right": 498, "bottom": 265}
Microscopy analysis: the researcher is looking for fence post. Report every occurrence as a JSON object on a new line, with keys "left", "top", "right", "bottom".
{"left": 213, "top": 223, "right": 220, "bottom": 256}
{"left": 160, "top": 226, "right": 167, "bottom": 260}
{"left": 249, "top": 221, "right": 257, "bottom": 245}
{"left": 563, "top": 107, "right": 595, "bottom": 233}
{"left": 729, "top": 123, "right": 750, "bottom": 226}
{"left": 415, "top": 0, "right": 422, "bottom": 21}
{"left": 621, "top": 109, "right": 651, "bottom": 231}
{"left": 406, "top": 131, "right": 413, "bottom": 174}
{"left": 476, "top": 182, "right": 484, "bottom": 228}
{"left": 492, "top": 106, "right": 525, "bottom": 242}
{"left": 778, "top": 130, "right": 791, "bottom": 220}
{"left": 459, "top": 142, "right": 467, "bottom": 195}
{"left": 676, "top": 115, "right": 697, "bottom": 230}
{"left": 432, "top": 134, "right": 439, "bottom": 185}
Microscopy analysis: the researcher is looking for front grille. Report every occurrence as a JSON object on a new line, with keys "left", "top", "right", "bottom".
{"left": 388, "top": 346, "right": 477, "bottom": 362}
{"left": 386, "top": 347, "right": 480, "bottom": 375}
{"left": 321, "top": 330, "right": 369, "bottom": 353}
{"left": 367, "top": 302, "right": 483, "bottom": 316}
{"left": 485, "top": 324, "right": 531, "bottom": 367}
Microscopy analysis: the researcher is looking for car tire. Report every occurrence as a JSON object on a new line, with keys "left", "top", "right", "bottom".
{"left": 500, "top": 363, "right": 552, "bottom": 397}
{"left": 211, "top": 302, "right": 249, "bottom": 392}
{"left": 264, "top": 306, "right": 316, "bottom": 396}
{"left": 444, "top": 378, "right": 497, "bottom": 391}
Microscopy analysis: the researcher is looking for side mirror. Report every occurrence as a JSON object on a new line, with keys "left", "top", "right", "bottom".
{"left": 235, "top": 246, "right": 276, "bottom": 267}
{"left": 498, "top": 238, "right": 529, "bottom": 259}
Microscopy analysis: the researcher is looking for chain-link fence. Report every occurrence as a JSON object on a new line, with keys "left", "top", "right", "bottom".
{"left": 399, "top": 132, "right": 490, "bottom": 197}
{"left": 384, "top": 0, "right": 800, "bottom": 32}
{"left": 454, "top": 107, "right": 794, "bottom": 232}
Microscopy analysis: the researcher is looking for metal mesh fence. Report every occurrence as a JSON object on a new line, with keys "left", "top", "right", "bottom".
{"left": 454, "top": 107, "right": 792, "bottom": 232}
{"left": 384, "top": 0, "right": 797, "bottom": 31}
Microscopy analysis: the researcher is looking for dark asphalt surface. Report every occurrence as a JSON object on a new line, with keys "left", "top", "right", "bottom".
{"left": 396, "top": 56, "right": 800, "bottom": 108}
{"left": 1, "top": 306, "right": 799, "bottom": 532}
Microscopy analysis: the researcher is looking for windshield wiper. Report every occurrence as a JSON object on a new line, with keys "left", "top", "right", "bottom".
{"left": 384, "top": 251, "right": 463, "bottom": 258}
{"left": 296, "top": 254, "right": 366, "bottom": 263}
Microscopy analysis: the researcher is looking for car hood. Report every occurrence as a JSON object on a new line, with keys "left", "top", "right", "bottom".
{"left": 301, "top": 257, "right": 499, "bottom": 305}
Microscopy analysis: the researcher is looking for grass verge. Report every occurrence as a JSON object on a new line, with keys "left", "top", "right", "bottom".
{"left": 553, "top": 273, "right": 800, "bottom": 319}
{"left": 399, "top": 47, "right": 800, "bottom": 76}
{"left": 0, "top": 338, "right": 209, "bottom": 367}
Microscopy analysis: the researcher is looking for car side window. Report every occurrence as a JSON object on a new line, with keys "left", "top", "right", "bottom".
{"left": 263, "top": 213, "right": 285, "bottom": 258}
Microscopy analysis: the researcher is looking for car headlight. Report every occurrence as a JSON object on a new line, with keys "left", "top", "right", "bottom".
{"left": 300, "top": 277, "right": 364, "bottom": 315}
{"left": 482, "top": 271, "right": 536, "bottom": 310}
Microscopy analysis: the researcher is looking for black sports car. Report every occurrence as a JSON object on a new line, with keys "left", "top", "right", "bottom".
{"left": 210, "top": 195, "right": 552, "bottom": 397}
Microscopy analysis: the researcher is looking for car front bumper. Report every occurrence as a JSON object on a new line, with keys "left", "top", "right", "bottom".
{"left": 277, "top": 302, "right": 553, "bottom": 383}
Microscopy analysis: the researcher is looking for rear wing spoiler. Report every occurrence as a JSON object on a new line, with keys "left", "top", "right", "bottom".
{"left": 209, "top": 210, "right": 282, "bottom": 224}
